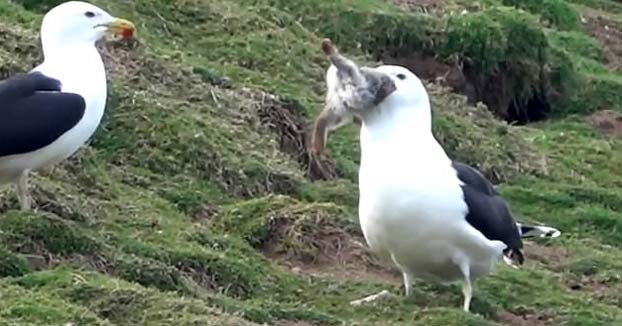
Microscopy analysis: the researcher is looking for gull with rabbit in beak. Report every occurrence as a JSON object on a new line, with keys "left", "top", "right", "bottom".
{"left": 313, "top": 39, "right": 561, "bottom": 312}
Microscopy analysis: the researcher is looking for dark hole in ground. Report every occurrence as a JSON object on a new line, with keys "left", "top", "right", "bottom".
{"left": 507, "top": 93, "right": 551, "bottom": 125}
{"left": 378, "top": 52, "right": 551, "bottom": 124}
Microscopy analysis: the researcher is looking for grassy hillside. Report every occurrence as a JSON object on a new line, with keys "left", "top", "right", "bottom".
{"left": 1, "top": 0, "right": 622, "bottom": 325}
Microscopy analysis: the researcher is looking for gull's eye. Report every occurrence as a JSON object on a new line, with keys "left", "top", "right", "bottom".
{"left": 397, "top": 73, "right": 407, "bottom": 80}
{"left": 85, "top": 11, "right": 96, "bottom": 18}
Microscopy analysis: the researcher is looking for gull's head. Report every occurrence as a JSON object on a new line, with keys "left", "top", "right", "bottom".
{"left": 370, "top": 65, "right": 428, "bottom": 111}
{"left": 355, "top": 65, "right": 432, "bottom": 142}
{"left": 41, "top": 1, "right": 135, "bottom": 48}
{"left": 313, "top": 57, "right": 431, "bottom": 154}
{"left": 323, "top": 64, "right": 427, "bottom": 118}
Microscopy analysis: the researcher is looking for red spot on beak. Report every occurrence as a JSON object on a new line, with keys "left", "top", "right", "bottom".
{"left": 120, "top": 27, "right": 134, "bottom": 39}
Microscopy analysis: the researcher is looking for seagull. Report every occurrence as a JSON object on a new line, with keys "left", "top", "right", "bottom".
{"left": 0, "top": 1, "right": 135, "bottom": 211}
{"left": 316, "top": 57, "right": 560, "bottom": 311}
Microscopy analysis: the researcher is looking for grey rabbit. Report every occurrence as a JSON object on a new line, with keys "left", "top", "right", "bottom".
{"left": 312, "top": 39, "right": 396, "bottom": 153}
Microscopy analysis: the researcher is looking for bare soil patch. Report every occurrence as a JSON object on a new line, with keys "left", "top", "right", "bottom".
{"left": 567, "top": 275, "right": 619, "bottom": 302}
{"left": 589, "top": 110, "right": 622, "bottom": 138}
{"left": 392, "top": 0, "right": 444, "bottom": 14}
{"left": 271, "top": 247, "right": 401, "bottom": 285}
{"left": 583, "top": 14, "right": 622, "bottom": 71}
{"left": 192, "top": 203, "right": 219, "bottom": 223}
{"left": 523, "top": 242, "right": 569, "bottom": 272}
{"left": 497, "top": 309, "right": 555, "bottom": 326}
{"left": 263, "top": 225, "right": 400, "bottom": 284}
{"left": 274, "top": 321, "right": 313, "bottom": 326}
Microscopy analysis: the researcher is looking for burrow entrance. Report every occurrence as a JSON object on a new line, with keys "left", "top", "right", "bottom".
{"left": 377, "top": 52, "right": 552, "bottom": 125}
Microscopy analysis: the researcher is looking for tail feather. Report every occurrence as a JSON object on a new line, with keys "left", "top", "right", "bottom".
{"left": 516, "top": 223, "right": 561, "bottom": 239}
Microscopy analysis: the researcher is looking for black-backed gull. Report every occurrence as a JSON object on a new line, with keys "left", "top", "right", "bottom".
{"left": 0, "top": 1, "right": 135, "bottom": 210}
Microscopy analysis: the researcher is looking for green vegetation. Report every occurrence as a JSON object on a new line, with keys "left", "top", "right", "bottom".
{"left": 502, "top": 0, "right": 581, "bottom": 30}
{"left": 1, "top": 0, "right": 622, "bottom": 324}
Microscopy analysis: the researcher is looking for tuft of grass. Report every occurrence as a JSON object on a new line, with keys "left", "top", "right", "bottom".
{"left": 12, "top": 268, "right": 262, "bottom": 326}
{"left": 0, "top": 279, "right": 111, "bottom": 326}
{"left": 567, "top": 0, "right": 622, "bottom": 13}
{"left": 0, "top": 246, "right": 31, "bottom": 277}
{"left": 502, "top": 0, "right": 581, "bottom": 30}
{"left": 212, "top": 195, "right": 362, "bottom": 263}
{"left": 548, "top": 30, "right": 605, "bottom": 62}
{"left": 0, "top": 211, "right": 101, "bottom": 255}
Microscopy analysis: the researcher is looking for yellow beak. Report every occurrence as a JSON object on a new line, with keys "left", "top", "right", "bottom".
{"left": 105, "top": 18, "right": 135, "bottom": 39}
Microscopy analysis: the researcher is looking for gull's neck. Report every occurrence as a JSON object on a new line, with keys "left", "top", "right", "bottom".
{"left": 33, "top": 39, "right": 108, "bottom": 134}
{"left": 359, "top": 95, "right": 450, "bottom": 170}
{"left": 362, "top": 95, "right": 433, "bottom": 142}
{"left": 36, "top": 41, "right": 106, "bottom": 98}
{"left": 43, "top": 41, "right": 99, "bottom": 61}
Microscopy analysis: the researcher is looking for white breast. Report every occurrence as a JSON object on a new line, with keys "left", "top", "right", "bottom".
{"left": 357, "top": 125, "right": 504, "bottom": 282}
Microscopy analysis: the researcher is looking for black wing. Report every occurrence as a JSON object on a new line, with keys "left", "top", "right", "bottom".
{"left": 0, "top": 72, "right": 62, "bottom": 100}
{"left": 0, "top": 72, "right": 86, "bottom": 157}
{"left": 453, "top": 161, "right": 524, "bottom": 262}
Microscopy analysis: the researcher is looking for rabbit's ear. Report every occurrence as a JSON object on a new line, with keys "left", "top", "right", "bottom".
{"left": 322, "top": 38, "right": 365, "bottom": 86}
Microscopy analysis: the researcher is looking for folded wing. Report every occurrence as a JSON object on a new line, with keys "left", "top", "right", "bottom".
{"left": 0, "top": 72, "right": 86, "bottom": 157}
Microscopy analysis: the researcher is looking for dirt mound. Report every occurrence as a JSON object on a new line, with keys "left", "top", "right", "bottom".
{"left": 250, "top": 91, "right": 337, "bottom": 180}
{"left": 589, "top": 110, "right": 622, "bottom": 138}
{"left": 583, "top": 14, "right": 622, "bottom": 71}
{"left": 497, "top": 309, "right": 555, "bottom": 326}
{"left": 523, "top": 242, "right": 569, "bottom": 272}
{"left": 567, "top": 275, "right": 610, "bottom": 297}
{"left": 392, "top": 0, "right": 443, "bottom": 14}
{"left": 211, "top": 196, "right": 388, "bottom": 276}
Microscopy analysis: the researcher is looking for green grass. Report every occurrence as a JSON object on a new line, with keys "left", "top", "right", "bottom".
{"left": 2, "top": 0, "right": 622, "bottom": 325}
{"left": 568, "top": 0, "right": 622, "bottom": 13}
{"left": 502, "top": 0, "right": 581, "bottom": 30}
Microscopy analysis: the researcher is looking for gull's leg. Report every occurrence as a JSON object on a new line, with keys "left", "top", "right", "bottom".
{"left": 459, "top": 262, "right": 473, "bottom": 312}
{"left": 403, "top": 272, "right": 414, "bottom": 297}
{"left": 462, "top": 279, "right": 473, "bottom": 312}
{"left": 17, "top": 170, "right": 31, "bottom": 211}
{"left": 390, "top": 253, "right": 415, "bottom": 298}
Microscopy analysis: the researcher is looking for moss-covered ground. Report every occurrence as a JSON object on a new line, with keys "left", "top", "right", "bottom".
{"left": 2, "top": 0, "right": 622, "bottom": 325}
